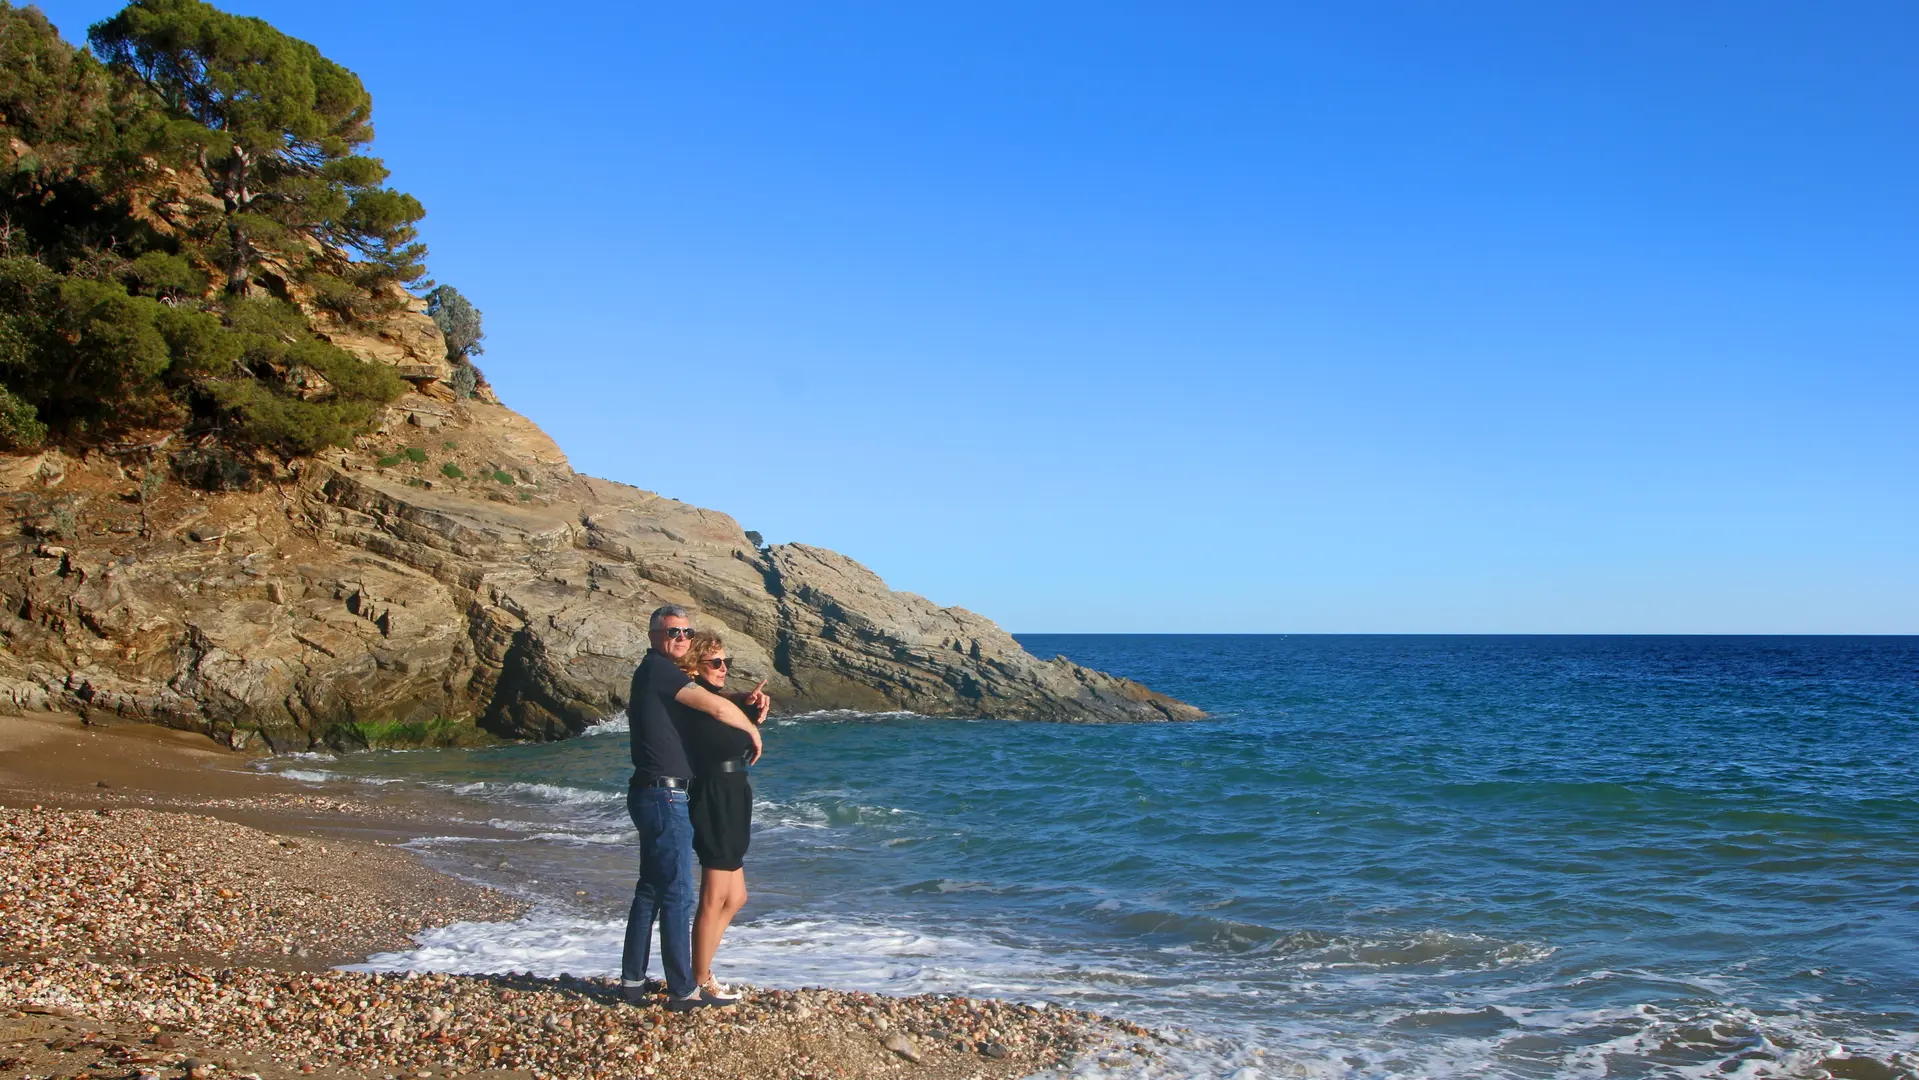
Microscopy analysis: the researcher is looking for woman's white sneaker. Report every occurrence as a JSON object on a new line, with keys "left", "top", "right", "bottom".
{"left": 698, "top": 978, "right": 741, "bottom": 1003}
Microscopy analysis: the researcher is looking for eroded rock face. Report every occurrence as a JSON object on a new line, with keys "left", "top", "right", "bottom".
{"left": 0, "top": 317, "right": 1200, "bottom": 748}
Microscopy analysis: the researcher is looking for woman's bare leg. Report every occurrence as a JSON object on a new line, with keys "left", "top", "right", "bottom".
{"left": 693, "top": 867, "right": 747, "bottom": 985}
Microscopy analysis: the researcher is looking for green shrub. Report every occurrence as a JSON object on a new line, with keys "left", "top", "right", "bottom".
{"left": 156, "top": 308, "right": 241, "bottom": 378}
{"left": 0, "top": 384, "right": 48, "bottom": 449}
{"left": 212, "top": 379, "right": 381, "bottom": 458}
{"left": 440, "top": 462, "right": 464, "bottom": 479}
{"left": 222, "top": 296, "right": 309, "bottom": 339}
{"left": 491, "top": 469, "right": 514, "bottom": 485}
{"left": 403, "top": 446, "right": 427, "bottom": 463}
{"left": 304, "top": 271, "right": 366, "bottom": 322}
{"left": 376, "top": 453, "right": 404, "bottom": 467}
{"left": 126, "top": 252, "right": 205, "bottom": 301}
{"left": 292, "top": 339, "right": 405, "bottom": 404}
{"left": 442, "top": 439, "right": 457, "bottom": 450}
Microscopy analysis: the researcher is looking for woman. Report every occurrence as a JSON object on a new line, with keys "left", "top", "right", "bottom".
{"left": 673, "top": 631, "right": 768, "bottom": 1002}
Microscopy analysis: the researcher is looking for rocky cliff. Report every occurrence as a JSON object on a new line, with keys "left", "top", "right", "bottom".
{"left": 0, "top": 303, "right": 1201, "bottom": 748}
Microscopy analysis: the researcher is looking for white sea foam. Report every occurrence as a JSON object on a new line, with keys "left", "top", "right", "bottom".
{"left": 446, "top": 780, "right": 619, "bottom": 808}
{"left": 276, "top": 769, "right": 338, "bottom": 784}
{"left": 520, "top": 831, "right": 628, "bottom": 846}
{"left": 351, "top": 913, "right": 618, "bottom": 977}
{"left": 262, "top": 751, "right": 338, "bottom": 764}
{"left": 775, "top": 709, "right": 929, "bottom": 724}
{"left": 401, "top": 835, "right": 516, "bottom": 850}
{"left": 353, "top": 909, "right": 1134, "bottom": 1000}
{"left": 581, "top": 711, "right": 628, "bottom": 736}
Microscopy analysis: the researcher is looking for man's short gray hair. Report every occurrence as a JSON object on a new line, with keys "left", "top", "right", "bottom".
{"left": 649, "top": 604, "right": 690, "bottom": 631}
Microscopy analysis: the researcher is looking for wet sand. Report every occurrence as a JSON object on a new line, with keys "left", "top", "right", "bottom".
{"left": 0, "top": 713, "right": 1155, "bottom": 1080}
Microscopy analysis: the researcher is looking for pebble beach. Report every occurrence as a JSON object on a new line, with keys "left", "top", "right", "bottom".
{"left": 0, "top": 716, "right": 1152, "bottom": 1080}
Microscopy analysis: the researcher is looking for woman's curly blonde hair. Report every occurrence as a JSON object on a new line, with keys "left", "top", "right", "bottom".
{"left": 675, "top": 630, "right": 725, "bottom": 680}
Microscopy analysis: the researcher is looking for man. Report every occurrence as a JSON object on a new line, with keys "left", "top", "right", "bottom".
{"left": 622, "top": 604, "right": 764, "bottom": 1009}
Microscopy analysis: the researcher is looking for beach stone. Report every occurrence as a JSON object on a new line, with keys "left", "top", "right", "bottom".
{"left": 882, "top": 1032, "right": 920, "bottom": 1063}
{"left": 981, "top": 1041, "right": 1009, "bottom": 1059}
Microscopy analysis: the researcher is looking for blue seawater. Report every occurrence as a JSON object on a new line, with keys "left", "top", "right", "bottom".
{"left": 272, "top": 636, "right": 1919, "bottom": 1079}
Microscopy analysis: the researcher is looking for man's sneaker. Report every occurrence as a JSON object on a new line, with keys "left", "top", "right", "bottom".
{"left": 699, "top": 978, "right": 741, "bottom": 1003}
{"left": 666, "top": 989, "right": 715, "bottom": 1012}
{"left": 620, "top": 979, "right": 665, "bottom": 1004}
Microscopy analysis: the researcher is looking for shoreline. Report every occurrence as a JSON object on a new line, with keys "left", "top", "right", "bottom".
{"left": 0, "top": 712, "right": 1158, "bottom": 1080}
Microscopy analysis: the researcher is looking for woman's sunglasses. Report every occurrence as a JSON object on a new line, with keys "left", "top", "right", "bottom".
{"left": 702, "top": 657, "right": 730, "bottom": 670}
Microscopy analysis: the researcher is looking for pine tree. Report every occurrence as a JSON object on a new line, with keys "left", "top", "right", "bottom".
{"left": 88, "top": 0, "right": 425, "bottom": 298}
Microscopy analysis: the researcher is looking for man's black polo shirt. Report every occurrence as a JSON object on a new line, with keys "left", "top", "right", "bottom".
{"left": 628, "top": 650, "right": 693, "bottom": 781}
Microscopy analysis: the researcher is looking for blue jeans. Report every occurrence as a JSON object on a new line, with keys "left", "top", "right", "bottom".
{"left": 622, "top": 784, "right": 695, "bottom": 995}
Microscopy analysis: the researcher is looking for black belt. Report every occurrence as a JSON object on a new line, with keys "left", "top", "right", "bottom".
{"left": 639, "top": 776, "right": 687, "bottom": 790}
{"left": 710, "top": 757, "right": 750, "bottom": 774}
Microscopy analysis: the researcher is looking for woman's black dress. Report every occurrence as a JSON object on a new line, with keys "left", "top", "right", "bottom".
{"left": 677, "top": 679, "right": 755, "bottom": 871}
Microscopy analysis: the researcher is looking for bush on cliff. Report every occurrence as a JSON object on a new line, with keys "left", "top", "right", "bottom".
{"left": 426, "top": 285, "right": 485, "bottom": 363}
{"left": 0, "top": 0, "right": 422, "bottom": 466}
{"left": 0, "top": 255, "right": 403, "bottom": 455}
{"left": 428, "top": 284, "right": 486, "bottom": 400}
{"left": 0, "top": 384, "right": 47, "bottom": 449}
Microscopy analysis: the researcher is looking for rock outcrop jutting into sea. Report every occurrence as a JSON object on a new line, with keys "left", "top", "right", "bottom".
{"left": 0, "top": 302, "right": 1201, "bottom": 747}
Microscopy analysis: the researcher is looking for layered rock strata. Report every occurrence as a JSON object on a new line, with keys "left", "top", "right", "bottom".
{"left": 0, "top": 312, "right": 1200, "bottom": 747}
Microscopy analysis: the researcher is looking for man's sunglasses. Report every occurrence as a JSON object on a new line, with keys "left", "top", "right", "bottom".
{"left": 662, "top": 627, "right": 695, "bottom": 640}
{"left": 702, "top": 658, "right": 730, "bottom": 670}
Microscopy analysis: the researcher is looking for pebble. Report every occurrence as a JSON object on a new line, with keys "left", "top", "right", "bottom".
{"left": 883, "top": 1031, "right": 921, "bottom": 1062}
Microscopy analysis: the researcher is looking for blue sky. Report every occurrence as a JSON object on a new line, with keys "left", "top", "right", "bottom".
{"left": 39, "top": 1, "right": 1919, "bottom": 632}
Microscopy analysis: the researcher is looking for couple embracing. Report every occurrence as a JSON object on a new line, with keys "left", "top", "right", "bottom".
{"left": 621, "top": 604, "right": 769, "bottom": 1010}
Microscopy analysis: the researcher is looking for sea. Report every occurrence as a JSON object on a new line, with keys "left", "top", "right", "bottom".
{"left": 257, "top": 635, "right": 1919, "bottom": 1079}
